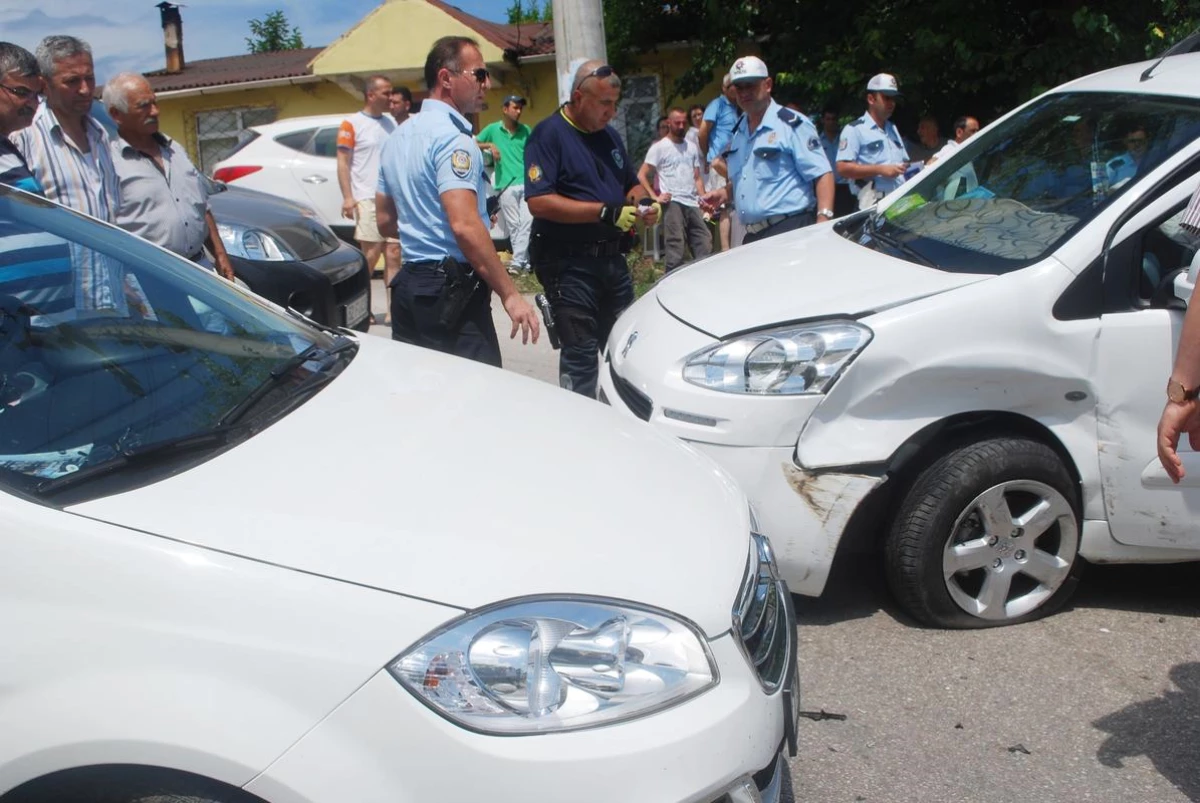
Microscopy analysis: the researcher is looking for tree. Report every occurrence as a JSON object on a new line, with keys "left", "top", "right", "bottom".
{"left": 507, "top": 0, "right": 552, "bottom": 23}
{"left": 246, "top": 10, "right": 305, "bottom": 54}
{"left": 603, "top": 0, "right": 1200, "bottom": 126}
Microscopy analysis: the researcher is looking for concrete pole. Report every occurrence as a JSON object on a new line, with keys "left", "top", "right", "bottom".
{"left": 552, "top": 0, "right": 608, "bottom": 105}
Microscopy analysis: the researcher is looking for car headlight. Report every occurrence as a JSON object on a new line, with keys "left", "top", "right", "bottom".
{"left": 683, "top": 320, "right": 872, "bottom": 395}
{"left": 217, "top": 222, "right": 296, "bottom": 262}
{"left": 389, "top": 598, "right": 717, "bottom": 734}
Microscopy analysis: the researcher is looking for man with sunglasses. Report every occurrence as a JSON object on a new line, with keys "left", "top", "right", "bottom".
{"left": 0, "top": 42, "right": 43, "bottom": 194}
{"left": 375, "top": 36, "right": 538, "bottom": 366}
{"left": 524, "top": 60, "right": 659, "bottom": 397}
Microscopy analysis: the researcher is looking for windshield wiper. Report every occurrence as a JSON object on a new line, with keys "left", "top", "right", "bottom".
{"left": 217, "top": 335, "right": 357, "bottom": 428}
{"left": 35, "top": 425, "right": 246, "bottom": 496}
{"left": 866, "top": 217, "right": 938, "bottom": 268}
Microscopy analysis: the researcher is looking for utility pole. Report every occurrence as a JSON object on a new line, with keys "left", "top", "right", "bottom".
{"left": 552, "top": 0, "right": 607, "bottom": 105}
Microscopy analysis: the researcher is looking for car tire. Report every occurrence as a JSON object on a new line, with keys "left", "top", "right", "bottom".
{"left": 885, "top": 436, "right": 1083, "bottom": 629}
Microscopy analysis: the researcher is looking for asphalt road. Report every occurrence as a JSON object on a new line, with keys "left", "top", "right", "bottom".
{"left": 367, "top": 279, "right": 1200, "bottom": 803}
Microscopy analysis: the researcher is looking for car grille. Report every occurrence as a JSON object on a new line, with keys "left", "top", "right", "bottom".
{"left": 608, "top": 362, "right": 653, "bottom": 421}
{"left": 733, "top": 533, "right": 790, "bottom": 691}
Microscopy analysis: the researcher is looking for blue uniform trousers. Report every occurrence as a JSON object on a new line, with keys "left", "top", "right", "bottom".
{"left": 535, "top": 254, "right": 634, "bottom": 397}
{"left": 390, "top": 262, "right": 501, "bottom": 367}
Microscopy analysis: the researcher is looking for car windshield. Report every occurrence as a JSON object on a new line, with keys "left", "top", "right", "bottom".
{"left": 0, "top": 186, "right": 353, "bottom": 502}
{"left": 869, "top": 91, "right": 1200, "bottom": 273}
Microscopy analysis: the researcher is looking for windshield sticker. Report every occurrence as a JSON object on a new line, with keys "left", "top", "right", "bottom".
{"left": 0, "top": 445, "right": 93, "bottom": 479}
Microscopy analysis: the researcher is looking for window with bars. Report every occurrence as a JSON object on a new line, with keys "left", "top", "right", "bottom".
{"left": 194, "top": 106, "right": 278, "bottom": 173}
{"left": 613, "top": 74, "right": 661, "bottom": 165}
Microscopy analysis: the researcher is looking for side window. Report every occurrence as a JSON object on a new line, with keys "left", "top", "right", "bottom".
{"left": 308, "top": 128, "right": 340, "bottom": 158}
{"left": 274, "top": 129, "right": 316, "bottom": 153}
{"left": 1135, "top": 202, "right": 1199, "bottom": 307}
{"left": 195, "top": 106, "right": 278, "bottom": 173}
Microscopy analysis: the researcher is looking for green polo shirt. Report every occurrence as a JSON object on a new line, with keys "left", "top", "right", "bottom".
{"left": 477, "top": 120, "right": 531, "bottom": 190}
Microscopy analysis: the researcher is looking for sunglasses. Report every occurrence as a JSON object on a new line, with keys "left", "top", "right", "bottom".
{"left": 0, "top": 83, "right": 39, "bottom": 102}
{"left": 457, "top": 68, "right": 490, "bottom": 84}
{"left": 574, "top": 65, "right": 615, "bottom": 91}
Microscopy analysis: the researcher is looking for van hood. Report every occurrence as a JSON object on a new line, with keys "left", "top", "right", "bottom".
{"left": 69, "top": 337, "right": 749, "bottom": 637}
{"left": 656, "top": 224, "right": 989, "bottom": 337}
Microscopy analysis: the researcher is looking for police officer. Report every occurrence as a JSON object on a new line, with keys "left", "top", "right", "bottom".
{"left": 375, "top": 36, "right": 538, "bottom": 366}
{"left": 836, "top": 73, "right": 910, "bottom": 210}
{"left": 700, "top": 56, "right": 834, "bottom": 244}
{"left": 524, "top": 59, "right": 660, "bottom": 396}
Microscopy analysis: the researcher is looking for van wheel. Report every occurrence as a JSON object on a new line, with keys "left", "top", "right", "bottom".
{"left": 885, "top": 437, "right": 1082, "bottom": 628}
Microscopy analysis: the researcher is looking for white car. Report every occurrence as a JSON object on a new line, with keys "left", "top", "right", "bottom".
{"left": 213, "top": 114, "right": 350, "bottom": 240}
{"left": 0, "top": 185, "right": 797, "bottom": 801}
{"left": 600, "top": 52, "right": 1200, "bottom": 628}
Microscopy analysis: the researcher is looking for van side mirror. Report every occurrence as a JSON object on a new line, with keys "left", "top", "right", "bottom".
{"left": 1174, "top": 249, "right": 1200, "bottom": 306}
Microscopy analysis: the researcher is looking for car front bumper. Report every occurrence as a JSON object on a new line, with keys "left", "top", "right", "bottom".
{"left": 246, "top": 630, "right": 796, "bottom": 803}
{"left": 229, "top": 240, "right": 370, "bottom": 332}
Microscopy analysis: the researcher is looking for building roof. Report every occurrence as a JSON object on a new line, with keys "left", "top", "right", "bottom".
{"left": 145, "top": 47, "right": 325, "bottom": 93}
{"left": 426, "top": 0, "right": 554, "bottom": 57}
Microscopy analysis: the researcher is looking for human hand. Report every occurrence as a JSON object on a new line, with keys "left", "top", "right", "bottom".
{"left": 599, "top": 204, "right": 639, "bottom": 232}
{"left": 341, "top": 198, "right": 357, "bottom": 219}
{"left": 640, "top": 201, "right": 662, "bottom": 226}
{"left": 699, "top": 188, "right": 726, "bottom": 213}
{"left": 1157, "top": 399, "right": 1200, "bottom": 482}
{"left": 503, "top": 293, "right": 541, "bottom": 345}
{"left": 878, "top": 163, "right": 906, "bottom": 179}
{"left": 657, "top": 192, "right": 672, "bottom": 204}
{"left": 216, "top": 256, "right": 235, "bottom": 282}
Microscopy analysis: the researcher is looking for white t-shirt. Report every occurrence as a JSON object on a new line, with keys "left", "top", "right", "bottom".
{"left": 337, "top": 111, "right": 396, "bottom": 201}
{"left": 644, "top": 136, "right": 702, "bottom": 207}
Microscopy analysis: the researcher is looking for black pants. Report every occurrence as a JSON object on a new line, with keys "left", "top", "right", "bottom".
{"left": 742, "top": 211, "right": 815, "bottom": 245}
{"left": 535, "top": 254, "right": 634, "bottom": 397}
{"left": 833, "top": 183, "right": 856, "bottom": 218}
{"left": 390, "top": 262, "right": 501, "bottom": 367}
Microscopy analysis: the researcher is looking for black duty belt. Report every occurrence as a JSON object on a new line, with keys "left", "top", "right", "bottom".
{"left": 541, "top": 239, "right": 624, "bottom": 258}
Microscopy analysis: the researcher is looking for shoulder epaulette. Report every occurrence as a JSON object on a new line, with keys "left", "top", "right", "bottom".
{"left": 776, "top": 108, "right": 802, "bottom": 128}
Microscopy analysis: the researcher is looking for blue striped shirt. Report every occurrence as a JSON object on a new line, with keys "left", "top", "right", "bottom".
{"left": 11, "top": 103, "right": 142, "bottom": 315}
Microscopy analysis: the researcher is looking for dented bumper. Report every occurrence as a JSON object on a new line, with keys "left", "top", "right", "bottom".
{"left": 686, "top": 442, "right": 885, "bottom": 596}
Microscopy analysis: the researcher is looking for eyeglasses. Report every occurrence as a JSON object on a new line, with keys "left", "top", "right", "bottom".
{"left": 457, "top": 68, "right": 490, "bottom": 84}
{"left": 574, "top": 65, "right": 615, "bottom": 92}
{"left": 0, "top": 83, "right": 39, "bottom": 102}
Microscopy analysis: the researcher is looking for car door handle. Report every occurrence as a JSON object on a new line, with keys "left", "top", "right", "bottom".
{"left": 302, "top": 175, "right": 328, "bottom": 184}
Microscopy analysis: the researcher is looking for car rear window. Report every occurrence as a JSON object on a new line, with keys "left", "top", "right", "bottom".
{"left": 310, "top": 127, "right": 339, "bottom": 158}
{"left": 274, "top": 129, "right": 315, "bottom": 153}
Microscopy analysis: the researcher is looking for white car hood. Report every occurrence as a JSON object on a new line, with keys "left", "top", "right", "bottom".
{"left": 656, "top": 225, "right": 988, "bottom": 337}
{"left": 70, "top": 337, "right": 749, "bottom": 636}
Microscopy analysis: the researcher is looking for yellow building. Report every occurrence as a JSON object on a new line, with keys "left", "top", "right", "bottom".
{"left": 145, "top": 0, "right": 724, "bottom": 172}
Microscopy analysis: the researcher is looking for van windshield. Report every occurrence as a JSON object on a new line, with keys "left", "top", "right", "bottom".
{"left": 0, "top": 187, "right": 353, "bottom": 502}
{"left": 869, "top": 92, "right": 1200, "bottom": 273}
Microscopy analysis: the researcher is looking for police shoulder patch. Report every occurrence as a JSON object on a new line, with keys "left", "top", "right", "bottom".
{"left": 528, "top": 164, "right": 543, "bottom": 182}
{"left": 611, "top": 148, "right": 624, "bottom": 169}
{"left": 450, "top": 149, "right": 472, "bottom": 178}
{"left": 839, "top": 138, "right": 848, "bottom": 150}
{"left": 808, "top": 137, "right": 821, "bottom": 151}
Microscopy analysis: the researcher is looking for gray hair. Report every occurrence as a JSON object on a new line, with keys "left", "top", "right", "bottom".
{"left": 0, "top": 42, "right": 39, "bottom": 80}
{"left": 36, "top": 35, "right": 91, "bottom": 79}
{"left": 721, "top": 73, "right": 732, "bottom": 89}
{"left": 102, "top": 72, "right": 150, "bottom": 114}
{"left": 571, "top": 59, "right": 621, "bottom": 94}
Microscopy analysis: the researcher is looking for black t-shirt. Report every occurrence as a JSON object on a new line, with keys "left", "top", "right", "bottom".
{"left": 524, "top": 108, "right": 637, "bottom": 241}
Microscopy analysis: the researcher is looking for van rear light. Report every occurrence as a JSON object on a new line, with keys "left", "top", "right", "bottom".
{"left": 213, "top": 165, "right": 262, "bottom": 183}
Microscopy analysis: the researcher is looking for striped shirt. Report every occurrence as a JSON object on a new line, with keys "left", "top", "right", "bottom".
{"left": 0, "top": 139, "right": 43, "bottom": 195}
{"left": 1183, "top": 184, "right": 1200, "bottom": 235}
{"left": 11, "top": 103, "right": 138, "bottom": 315}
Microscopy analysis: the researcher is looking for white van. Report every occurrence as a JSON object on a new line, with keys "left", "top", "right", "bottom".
{"left": 600, "top": 52, "right": 1200, "bottom": 628}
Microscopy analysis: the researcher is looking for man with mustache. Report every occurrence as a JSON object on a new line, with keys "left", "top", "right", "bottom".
{"left": 0, "top": 42, "right": 42, "bottom": 194}
{"left": 105, "top": 72, "right": 233, "bottom": 280}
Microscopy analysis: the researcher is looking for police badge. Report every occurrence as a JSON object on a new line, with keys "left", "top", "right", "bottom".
{"left": 611, "top": 149, "right": 624, "bottom": 169}
{"left": 450, "top": 149, "right": 472, "bottom": 178}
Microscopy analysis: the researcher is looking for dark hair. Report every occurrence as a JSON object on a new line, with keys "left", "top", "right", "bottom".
{"left": 656, "top": 116, "right": 669, "bottom": 128}
{"left": 424, "top": 36, "right": 479, "bottom": 91}
{"left": 393, "top": 85, "right": 412, "bottom": 103}
{"left": 0, "top": 42, "right": 38, "bottom": 79}
{"left": 668, "top": 106, "right": 687, "bottom": 117}
{"left": 822, "top": 106, "right": 838, "bottom": 117}
{"left": 954, "top": 115, "right": 977, "bottom": 131}
{"left": 687, "top": 104, "right": 704, "bottom": 117}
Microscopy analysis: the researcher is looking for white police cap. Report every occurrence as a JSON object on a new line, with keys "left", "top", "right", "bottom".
{"left": 866, "top": 73, "right": 901, "bottom": 95}
{"left": 730, "top": 56, "right": 769, "bottom": 84}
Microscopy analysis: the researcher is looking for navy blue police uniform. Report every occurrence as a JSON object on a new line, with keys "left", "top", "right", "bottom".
{"left": 525, "top": 107, "right": 639, "bottom": 396}
{"left": 378, "top": 98, "right": 501, "bottom": 366}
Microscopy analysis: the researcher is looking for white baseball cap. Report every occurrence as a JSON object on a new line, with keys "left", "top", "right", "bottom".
{"left": 866, "top": 73, "right": 901, "bottom": 95}
{"left": 730, "top": 56, "right": 769, "bottom": 84}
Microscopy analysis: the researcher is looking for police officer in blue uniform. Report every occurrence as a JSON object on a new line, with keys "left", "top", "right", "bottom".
{"left": 525, "top": 59, "right": 659, "bottom": 396}
{"left": 836, "top": 73, "right": 911, "bottom": 211}
{"left": 375, "top": 35, "right": 538, "bottom": 366}
{"left": 699, "top": 56, "right": 834, "bottom": 244}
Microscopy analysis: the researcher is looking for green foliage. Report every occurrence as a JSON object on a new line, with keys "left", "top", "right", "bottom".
{"left": 603, "top": 0, "right": 1200, "bottom": 125}
{"left": 246, "top": 10, "right": 305, "bottom": 54}
{"left": 507, "top": 0, "right": 553, "bottom": 24}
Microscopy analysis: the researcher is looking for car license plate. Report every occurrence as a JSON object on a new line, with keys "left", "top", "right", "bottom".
{"left": 343, "top": 292, "right": 369, "bottom": 327}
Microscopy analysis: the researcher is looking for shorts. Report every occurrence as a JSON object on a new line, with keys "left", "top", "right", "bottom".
{"left": 354, "top": 199, "right": 399, "bottom": 244}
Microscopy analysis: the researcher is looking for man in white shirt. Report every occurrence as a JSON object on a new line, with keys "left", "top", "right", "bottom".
{"left": 638, "top": 107, "right": 711, "bottom": 271}
{"left": 338, "top": 75, "right": 398, "bottom": 320}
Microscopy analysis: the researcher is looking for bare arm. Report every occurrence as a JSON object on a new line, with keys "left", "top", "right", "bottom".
{"left": 375, "top": 191, "right": 399, "bottom": 239}
{"left": 203, "top": 209, "right": 234, "bottom": 281}
{"left": 837, "top": 160, "right": 905, "bottom": 181}
{"left": 693, "top": 165, "right": 705, "bottom": 198}
{"left": 698, "top": 120, "right": 712, "bottom": 164}
{"left": 637, "top": 162, "right": 657, "bottom": 200}
{"left": 336, "top": 148, "right": 355, "bottom": 218}
{"left": 442, "top": 189, "right": 539, "bottom": 344}
{"left": 814, "top": 173, "right": 835, "bottom": 221}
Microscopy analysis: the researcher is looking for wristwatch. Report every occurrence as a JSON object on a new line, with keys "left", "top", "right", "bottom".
{"left": 1166, "top": 377, "right": 1199, "bottom": 403}
{"left": 817, "top": 208, "right": 835, "bottom": 219}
